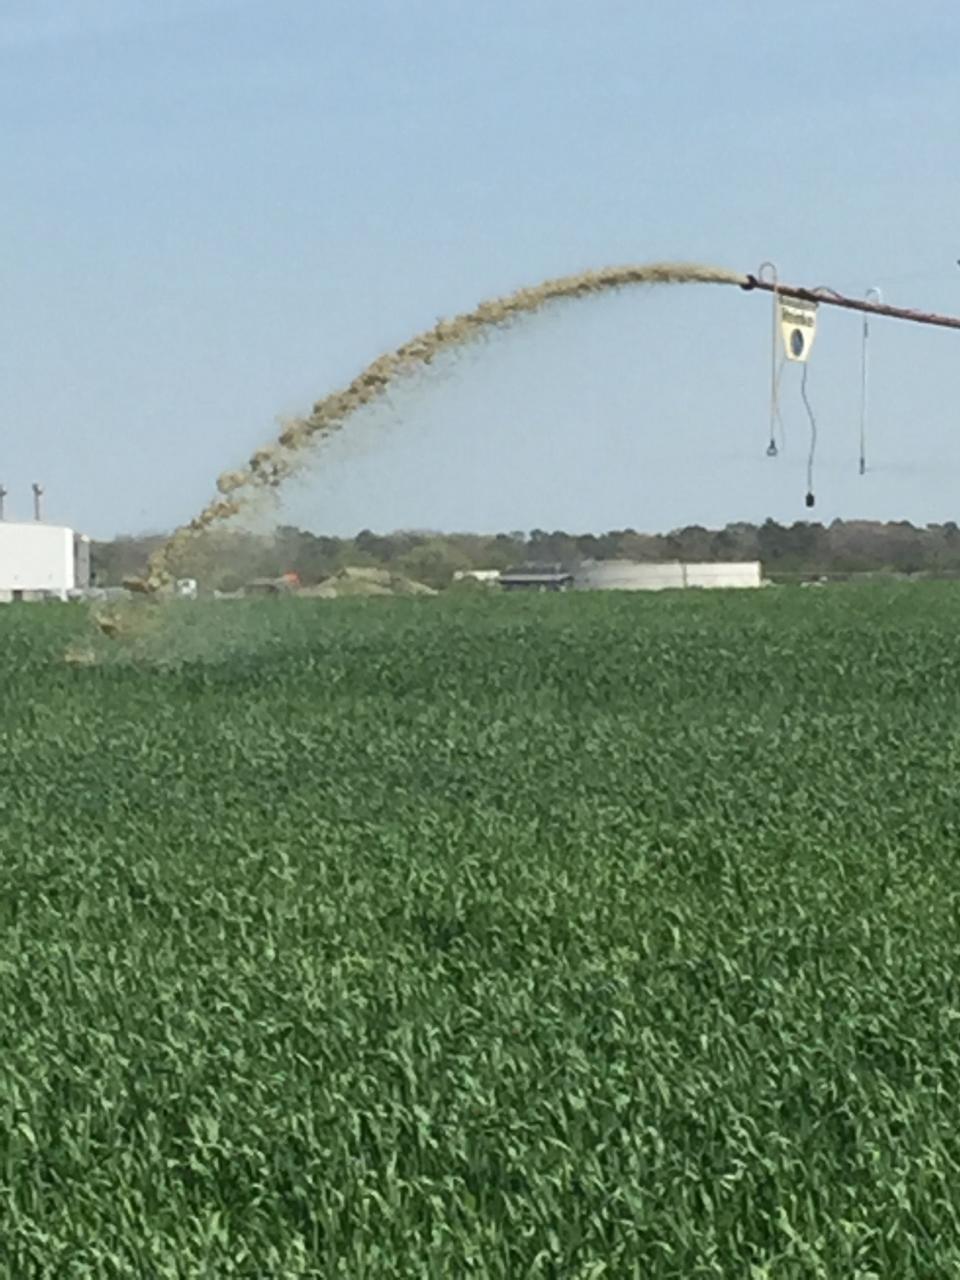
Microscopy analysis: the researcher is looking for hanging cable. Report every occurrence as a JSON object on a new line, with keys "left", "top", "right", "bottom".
{"left": 773, "top": 355, "right": 787, "bottom": 453}
{"left": 859, "top": 287, "right": 882, "bottom": 476}
{"left": 758, "top": 262, "right": 782, "bottom": 457}
{"left": 801, "top": 362, "right": 818, "bottom": 506}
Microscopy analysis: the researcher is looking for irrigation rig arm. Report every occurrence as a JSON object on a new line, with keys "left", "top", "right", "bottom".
{"left": 741, "top": 274, "right": 960, "bottom": 332}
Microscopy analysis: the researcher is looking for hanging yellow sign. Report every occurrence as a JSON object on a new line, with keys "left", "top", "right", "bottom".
{"left": 778, "top": 296, "right": 818, "bottom": 362}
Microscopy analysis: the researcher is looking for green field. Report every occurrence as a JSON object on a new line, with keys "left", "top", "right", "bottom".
{"left": 3, "top": 587, "right": 960, "bottom": 1276}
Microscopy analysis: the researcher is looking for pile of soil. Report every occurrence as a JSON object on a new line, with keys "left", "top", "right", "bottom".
{"left": 300, "top": 567, "right": 436, "bottom": 599}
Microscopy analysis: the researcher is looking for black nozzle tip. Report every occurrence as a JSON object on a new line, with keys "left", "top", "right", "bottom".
{"left": 805, "top": 492, "right": 815, "bottom": 508}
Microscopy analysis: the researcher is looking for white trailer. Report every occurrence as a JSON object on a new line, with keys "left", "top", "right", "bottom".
{"left": 0, "top": 523, "right": 91, "bottom": 601}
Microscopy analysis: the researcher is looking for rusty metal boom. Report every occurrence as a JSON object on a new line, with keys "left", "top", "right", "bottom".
{"left": 741, "top": 274, "right": 960, "bottom": 332}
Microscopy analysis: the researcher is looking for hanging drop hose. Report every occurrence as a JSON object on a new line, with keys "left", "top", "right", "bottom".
{"left": 773, "top": 356, "right": 786, "bottom": 453}
{"left": 740, "top": 265, "right": 960, "bottom": 503}
{"left": 859, "top": 315, "right": 868, "bottom": 475}
{"left": 759, "top": 262, "right": 782, "bottom": 457}
{"left": 766, "top": 317, "right": 784, "bottom": 457}
{"left": 859, "top": 288, "right": 881, "bottom": 476}
{"left": 801, "top": 362, "right": 818, "bottom": 506}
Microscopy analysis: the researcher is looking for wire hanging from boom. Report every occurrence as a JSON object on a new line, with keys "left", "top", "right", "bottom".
{"left": 758, "top": 262, "right": 785, "bottom": 457}
{"left": 801, "top": 363, "right": 818, "bottom": 506}
{"left": 742, "top": 265, "right": 960, "bottom": 506}
{"left": 859, "top": 287, "right": 881, "bottom": 476}
{"left": 760, "top": 263, "right": 819, "bottom": 502}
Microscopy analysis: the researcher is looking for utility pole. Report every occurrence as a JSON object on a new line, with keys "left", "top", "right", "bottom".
{"left": 32, "top": 483, "right": 43, "bottom": 522}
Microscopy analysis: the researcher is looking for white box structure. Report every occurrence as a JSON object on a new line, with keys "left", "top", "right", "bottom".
{"left": 575, "top": 560, "right": 762, "bottom": 591}
{"left": 682, "top": 562, "right": 762, "bottom": 589}
{"left": 0, "top": 523, "right": 91, "bottom": 601}
{"left": 576, "top": 561, "right": 686, "bottom": 591}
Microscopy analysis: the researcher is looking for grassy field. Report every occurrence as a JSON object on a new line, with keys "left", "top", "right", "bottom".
{"left": 3, "top": 586, "right": 960, "bottom": 1276}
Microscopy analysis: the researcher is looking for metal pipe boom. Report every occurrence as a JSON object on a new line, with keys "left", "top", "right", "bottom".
{"left": 741, "top": 274, "right": 960, "bottom": 333}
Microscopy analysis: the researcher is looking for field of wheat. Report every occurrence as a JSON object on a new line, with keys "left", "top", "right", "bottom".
{"left": 2, "top": 587, "right": 960, "bottom": 1276}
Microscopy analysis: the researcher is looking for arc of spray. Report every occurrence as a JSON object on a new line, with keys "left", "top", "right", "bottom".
{"left": 145, "top": 261, "right": 747, "bottom": 587}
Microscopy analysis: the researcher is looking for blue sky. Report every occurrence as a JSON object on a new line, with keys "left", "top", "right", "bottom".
{"left": 2, "top": 0, "right": 959, "bottom": 538}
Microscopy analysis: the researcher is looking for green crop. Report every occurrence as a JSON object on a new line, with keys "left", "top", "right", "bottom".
{"left": 2, "top": 585, "right": 960, "bottom": 1276}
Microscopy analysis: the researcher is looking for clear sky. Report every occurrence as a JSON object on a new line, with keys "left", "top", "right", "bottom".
{"left": 2, "top": 0, "right": 959, "bottom": 538}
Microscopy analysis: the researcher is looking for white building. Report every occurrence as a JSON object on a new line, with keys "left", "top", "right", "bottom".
{"left": 0, "top": 523, "right": 91, "bottom": 601}
{"left": 575, "top": 560, "right": 762, "bottom": 591}
{"left": 682, "top": 562, "right": 763, "bottom": 589}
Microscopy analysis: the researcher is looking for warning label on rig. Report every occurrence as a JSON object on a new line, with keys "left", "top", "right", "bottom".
{"left": 779, "top": 296, "right": 818, "bottom": 362}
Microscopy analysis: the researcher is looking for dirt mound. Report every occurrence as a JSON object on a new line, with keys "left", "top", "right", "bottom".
{"left": 302, "top": 566, "right": 436, "bottom": 599}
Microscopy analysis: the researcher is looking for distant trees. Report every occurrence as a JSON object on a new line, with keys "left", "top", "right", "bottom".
{"left": 90, "top": 519, "right": 960, "bottom": 590}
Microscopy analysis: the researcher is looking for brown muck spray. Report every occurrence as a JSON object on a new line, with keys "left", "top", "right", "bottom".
{"left": 143, "top": 262, "right": 747, "bottom": 589}
{"left": 133, "top": 260, "right": 960, "bottom": 595}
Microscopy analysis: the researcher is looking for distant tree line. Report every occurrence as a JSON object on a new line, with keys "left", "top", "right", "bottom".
{"left": 90, "top": 520, "right": 960, "bottom": 592}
